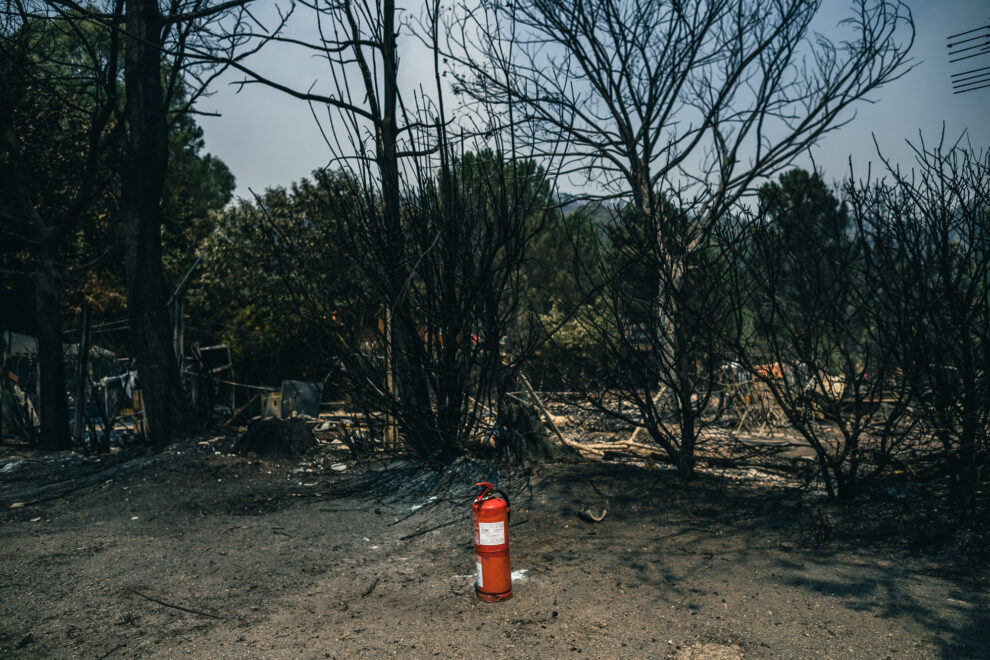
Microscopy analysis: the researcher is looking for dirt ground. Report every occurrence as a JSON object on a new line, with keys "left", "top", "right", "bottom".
{"left": 1, "top": 436, "right": 988, "bottom": 659}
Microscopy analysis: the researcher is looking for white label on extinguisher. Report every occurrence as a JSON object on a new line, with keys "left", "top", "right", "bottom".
{"left": 477, "top": 521, "right": 505, "bottom": 546}
{"left": 476, "top": 558, "right": 483, "bottom": 587}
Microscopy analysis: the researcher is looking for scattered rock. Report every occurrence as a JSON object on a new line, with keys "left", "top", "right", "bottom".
{"left": 579, "top": 508, "right": 607, "bottom": 523}
{"left": 669, "top": 642, "right": 742, "bottom": 660}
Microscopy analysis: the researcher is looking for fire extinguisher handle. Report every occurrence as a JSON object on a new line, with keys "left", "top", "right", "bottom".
{"left": 474, "top": 482, "right": 511, "bottom": 524}
{"left": 493, "top": 488, "right": 510, "bottom": 524}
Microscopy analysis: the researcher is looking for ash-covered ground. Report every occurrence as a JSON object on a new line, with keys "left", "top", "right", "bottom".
{"left": 1, "top": 432, "right": 987, "bottom": 659}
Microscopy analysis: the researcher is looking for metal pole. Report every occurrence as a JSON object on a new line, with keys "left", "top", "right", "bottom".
{"left": 73, "top": 304, "right": 92, "bottom": 443}
{"left": 167, "top": 255, "right": 202, "bottom": 307}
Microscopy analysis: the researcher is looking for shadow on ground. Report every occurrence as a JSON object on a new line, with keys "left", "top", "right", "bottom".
{"left": 0, "top": 445, "right": 987, "bottom": 658}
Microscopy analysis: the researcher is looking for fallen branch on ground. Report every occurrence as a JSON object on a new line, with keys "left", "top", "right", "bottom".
{"left": 361, "top": 577, "right": 379, "bottom": 597}
{"left": 128, "top": 589, "right": 222, "bottom": 620}
{"left": 399, "top": 518, "right": 459, "bottom": 540}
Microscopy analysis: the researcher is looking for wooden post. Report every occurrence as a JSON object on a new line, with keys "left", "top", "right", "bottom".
{"left": 0, "top": 331, "right": 8, "bottom": 437}
{"left": 384, "top": 304, "right": 398, "bottom": 449}
{"left": 73, "top": 304, "right": 92, "bottom": 443}
{"left": 626, "top": 386, "right": 667, "bottom": 444}
{"left": 172, "top": 295, "right": 184, "bottom": 367}
{"left": 517, "top": 369, "right": 571, "bottom": 447}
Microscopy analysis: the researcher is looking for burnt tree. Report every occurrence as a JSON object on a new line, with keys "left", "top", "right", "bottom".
{"left": 444, "top": 0, "right": 915, "bottom": 477}
{"left": 0, "top": 2, "right": 124, "bottom": 450}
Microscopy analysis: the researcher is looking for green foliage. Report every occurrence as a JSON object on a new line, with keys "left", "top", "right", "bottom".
{"left": 0, "top": 8, "right": 124, "bottom": 326}
{"left": 519, "top": 205, "right": 605, "bottom": 390}
{"left": 162, "top": 112, "right": 236, "bottom": 284}
{"left": 604, "top": 198, "right": 686, "bottom": 324}
{"left": 521, "top": 207, "right": 599, "bottom": 317}
{"left": 599, "top": 197, "right": 735, "bottom": 373}
{"left": 0, "top": 9, "right": 234, "bottom": 326}
{"left": 447, "top": 155, "right": 603, "bottom": 389}
{"left": 193, "top": 170, "right": 368, "bottom": 384}
{"left": 751, "top": 169, "right": 862, "bottom": 374}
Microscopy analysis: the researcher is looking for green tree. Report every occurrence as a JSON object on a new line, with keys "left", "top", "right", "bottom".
{"left": 0, "top": 5, "right": 124, "bottom": 450}
{"left": 104, "top": 0, "right": 257, "bottom": 450}
{"left": 194, "top": 170, "right": 368, "bottom": 385}
{"left": 753, "top": 169, "right": 853, "bottom": 361}
{"left": 0, "top": 2, "right": 237, "bottom": 449}
{"left": 161, "top": 111, "right": 236, "bottom": 284}
{"left": 519, "top": 205, "right": 601, "bottom": 390}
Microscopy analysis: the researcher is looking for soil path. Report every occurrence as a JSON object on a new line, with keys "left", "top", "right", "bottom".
{"left": 1, "top": 446, "right": 987, "bottom": 658}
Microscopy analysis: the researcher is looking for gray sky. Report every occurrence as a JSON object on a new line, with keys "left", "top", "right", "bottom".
{"left": 199, "top": 0, "right": 990, "bottom": 201}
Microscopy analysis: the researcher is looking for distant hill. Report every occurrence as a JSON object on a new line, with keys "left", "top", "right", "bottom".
{"left": 555, "top": 193, "right": 620, "bottom": 227}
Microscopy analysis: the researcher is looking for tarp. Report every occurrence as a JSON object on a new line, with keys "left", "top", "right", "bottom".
{"left": 280, "top": 380, "right": 322, "bottom": 418}
{"left": 2, "top": 331, "right": 37, "bottom": 356}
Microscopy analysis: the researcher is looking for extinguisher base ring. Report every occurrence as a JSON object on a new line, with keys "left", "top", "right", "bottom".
{"left": 475, "top": 584, "right": 513, "bottom": 602}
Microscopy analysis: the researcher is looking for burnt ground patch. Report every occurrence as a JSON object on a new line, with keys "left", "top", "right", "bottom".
{"left": 1, "top": 442, "right": 987, "bottom": 658}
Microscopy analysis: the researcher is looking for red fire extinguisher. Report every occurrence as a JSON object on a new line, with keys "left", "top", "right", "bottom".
{"left": 473, "top": 482, "right": 512, "bottom": 602}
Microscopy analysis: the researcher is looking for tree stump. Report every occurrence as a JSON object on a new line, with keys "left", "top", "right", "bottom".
{"left": 497, "top": 398, "right": 578, "bottom": 465}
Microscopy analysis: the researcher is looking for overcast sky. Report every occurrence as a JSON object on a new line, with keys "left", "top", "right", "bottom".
{"left": 198, "top": 0, "right": 990, "bottom": 201}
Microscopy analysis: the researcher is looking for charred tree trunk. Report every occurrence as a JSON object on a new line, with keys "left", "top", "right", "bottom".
{"left": 34, "top": 246, "right": 70, "bottom": 450}
{"left": 377, "top": 0, "right": 434, "bottom": 460}
{"left": 2, "top": 122, "right": 71, "bottom": 451}
{"left": 121, "top": 0, "right": 195, "bottom": 450}
{"left": 379, "top": 0, "right": 401, "bottom": 453}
